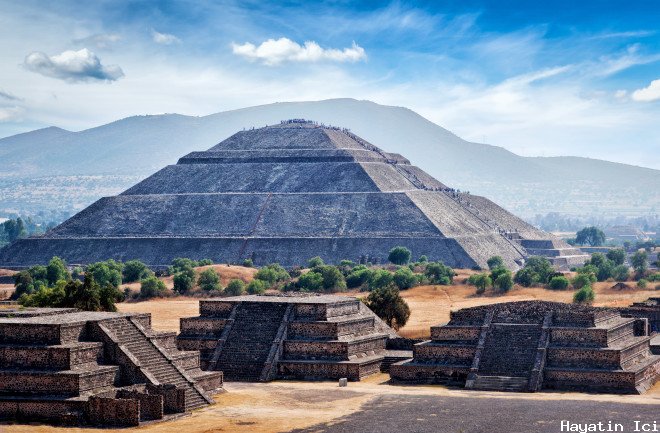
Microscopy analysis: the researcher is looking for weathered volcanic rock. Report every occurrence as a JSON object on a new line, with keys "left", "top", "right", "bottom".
{"left": 0, "top": 120, "right": 587, "bottom": 269}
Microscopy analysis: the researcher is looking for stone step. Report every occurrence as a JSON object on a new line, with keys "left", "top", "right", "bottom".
{"left": 471, "top": 375, "right": 528, "bottom": 392}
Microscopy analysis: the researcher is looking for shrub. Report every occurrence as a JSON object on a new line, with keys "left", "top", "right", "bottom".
{"left": 86, "top": 260, "right": 122, "bottom": 289}
{"left": 364, "top": 285, "right": 411, "bottom": 330}
{"left": 631, "top": 251, "right": 648, "bottom": 278}
{"left": 571, "top": 273, "right": 595, "bottom": 290}
{"left": 612, "top": 265, "right": 629, "bottom": 282}
{"left": 247, "top": 279, "right": 267, "bottom": 294}
{"left": 225, "top": 279, "right": 246, "bottom": 296}
{"left": 368, "top": 269, "right": 394, "bottom": 291}
{"left": 606, "top": 249, "right": 626, "bottom": 266}
{"left": 393, "top": 267, "right": 417, "bottom": 290}
{"left": 315, "top": 265, "right": 347, "bottom": 292}
{"left": 424, "top": 261, "right": 454, "bottom": 285}
{"left": 514, "top": 256, "right": 553, "bottom": 286}
{"left": 242, "top": 258, "right": 254, "bottom": 268}
{"left": 198, "top": 269, "right": 222, "bottom": 292}
{"left": 197, "top": 259, "right": 213, "bottom": 266}
{"left": 173, "top": 271, "right": 195, "bottom": 294}
{"left": 346, "top": 267, "right": 373, "bottom": 289}
{"left": 46, "top": 256, "right": 69, "bottom": 285}
{"left": 122, "top": 260, "right": 152, "bottom": 283}
{"left": 388, "top": 246, "right": 412, "bottom": 265}
{"left": 254, "top": 263, "right": 289, "bottom": 286}
{"left": 548, "top": 276, "right": 570, "bottom": 290}
{"left": 494, "top": 271, "right": 514, "bottom": 292}
{"left": 418, "top": 255, "right": 428, "bottom": 263}
{"left": 637, "top": 279, "right": 648, "bottom": 289}
{"left": 140, "top": 276, "right": 167, "bottom": 298}
{"left": 573, "top": 285, "right": 595, "bottom": 304}
{"left": 19, "top": 275, "right": 123, "bottom": 312}
{"left": 467, "top": 273, "right": 491, "bottom": 294}
{"left": 487, "top": 256, "right": 504, "bottom": 270}
{"left": 297, "top": 271, "right": 324, "bottom": 292}
{"left": 307, "top": 256, "right": 325, "bottom": 268}
{"left": 169, "top": 258, "right": 197, "bottom": 275}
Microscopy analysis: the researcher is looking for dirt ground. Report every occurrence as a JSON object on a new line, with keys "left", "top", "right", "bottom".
{"left": 3, "top": 375, "right": 658, "bottom": 433}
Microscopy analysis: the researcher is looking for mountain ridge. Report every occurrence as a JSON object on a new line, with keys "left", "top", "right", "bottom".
{"left": 0, "top": 98, "right": 657, "bottom": 218}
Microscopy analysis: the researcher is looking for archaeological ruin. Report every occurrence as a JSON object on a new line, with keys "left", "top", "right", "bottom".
{"left": 0, "top": 120, "right": 587, "bottom": 270}
{"left": 0, "top": 307, "right": 222, "bottom": 426}
{"left": 390, "top": 301, "right": 660, "bottom": 393}
{"left": 177, "top": 294, "right": 404, "bottom": 381}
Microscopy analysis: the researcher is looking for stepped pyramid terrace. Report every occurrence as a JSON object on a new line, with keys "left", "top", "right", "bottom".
{"left": 0, "top": 120, "right": 587, "bottom": 270}
{"left": 176, "top": 294, "right": 401, "bottom": 381}
{"left": 0, "top": 307, "right": 222, "bottom": 426}
{"left": 390, "top": 301, "right": 660, "bottom": 394}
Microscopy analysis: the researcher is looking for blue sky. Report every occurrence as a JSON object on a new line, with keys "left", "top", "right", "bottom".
{"left": 0, "top": 0, "right": 659, "bottom": 168}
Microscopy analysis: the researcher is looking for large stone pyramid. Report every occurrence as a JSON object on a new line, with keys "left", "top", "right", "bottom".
{"left": 0, "top": 120, "right": 587, "bottom": 269}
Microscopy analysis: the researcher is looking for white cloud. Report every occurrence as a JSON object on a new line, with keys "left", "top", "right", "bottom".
{"left": 0, "top": 107, "right": 24, "bottom": 122}
{"left": 232, "top": 38, "right": 366, "bottom": 65}
{"left": 73, "top": 33, "right": 121, "bottom": 49}
{"left": 23, "top": 48, "right": 124, "bottom": 83}
{"left": 152, "top": 30, "right": 180, "bottom": 45}
{"left": 631, "top": 79, "right": 660, "bottom": 102}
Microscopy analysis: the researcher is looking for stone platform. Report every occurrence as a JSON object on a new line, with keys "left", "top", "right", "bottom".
{"left": 390, "top": 301, "right": 660, "bottom": 394}
{"left": 177, "top": 294, "right": 397, "bottom": 381}
{"left": 0, "top": 308, "right": 222, "bottom": 426}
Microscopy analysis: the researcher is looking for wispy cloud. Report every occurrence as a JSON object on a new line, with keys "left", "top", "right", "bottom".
{"left": 0, "top": 107, "right": 24, "bottom": 122}
{"left": 152, "top": 30, "right": 180, "bottom": 45}
{"left": 232, "top": 38, "right": 366, "bottom": 66}
{"left": 73, "top": 33, "right": 121, "bottom": 49}
{"left": 632, "top": 79, "right": 660, "bottom": 102}
{"left": 23, "top": 49, "right": 124, "bottom": 83}
{"left": 0, "top": 90, "right": 21, "bottom": 101}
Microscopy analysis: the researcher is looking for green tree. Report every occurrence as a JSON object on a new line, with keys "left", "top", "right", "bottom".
{"left": 573, "top": 285, "right": 595, "bottom": 304}
{"left": 0, "top": 217, "right": 26, "bottom": 243}
{"left": 345, "top": 267, "right": 373, "bottom": 289}
{"left": 494, "top": 270, "right": 514, "bottom": 292}
{"left": 307, "top": 256, "right": 325, "bottom": 268}
{"left": 315, "top": 265, "right": 347, "bottom": 292}
{"left": 140, "top": 276, "right": 167, "bottom": 298}
{"left": 548, "top": 276, "right": 570, "bottom": 290}
{"left": 225, "top": 279, "right": 246, "bottom": 296}
{"left": 169, "top": 258, "right": 197, "bottom": 275}
{"left": 297, "top": 271, "right": 324, "bottom": 291}
{"left": 418, "top": 255, "right": 428, "bottom": 263}
{"left": 513, "top": 267, "right": 537, "bottom": 287}
{"left": 46, "top": 256, "right": 69, "bottom": 285}
{"left": 364, "top": 285, "right": 411, "bottom": 330}
{"left": 424, "top": 261, "right": 454, "bottom": 285}
{"left": 242, "top": 258, "right": 254, "bottom": 268}
{"left": 198, "top": 269, "right": 222, "bottom": 292}
{"left": 388, "top": 246, "right": 412, "bottom": 265}
{"left": 575, "top": 226, "right": 606, "bottom": 247}
{"left": 393, "top": 267, "right": 417, "bottom": 290}
{"left": 487, "top": 256, "right": 504, "bottom": 270}
{"left": 572, "top": 273, "right": 595, "bottom": 289}
{"left": 86, "top": 260, "right": 123, "bottom": 289}
{"left": 612, "top": 265, "right": 629, "bottom": 282}
{"left": 631, "top": 251, "right": 648, "bottom": 278}
{"left": 123, "top": 260, "right": 152, "bottom": 283}
{"left": 254, "top": 263, "right": 289, "bottom": 286}
{"left": 12, "top": 270, "right": 35, "bottom": 300}
{"left": 247, "top": 279, "right": 267, "bottom": 294}
{"left": 468, "top": 273, "right": 492, "bottom": 294}
{"left": 173, "top": 270, "right": 195, "bottom": 294}
{"left": 197, "top": 259, "right": 213, "bottom": 266}
{"left": 637, "top": 279, "right": 648, "bottom": 289}
{"left": 368, "top": 269, "right": 394, "bottom": 290}
{"left": 606, "top": 249, "right": 626, "bottom": 266}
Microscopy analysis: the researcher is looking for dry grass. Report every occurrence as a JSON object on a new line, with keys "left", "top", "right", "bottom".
{"left": 0, "top": 284, "right": 14, "bottom": 300}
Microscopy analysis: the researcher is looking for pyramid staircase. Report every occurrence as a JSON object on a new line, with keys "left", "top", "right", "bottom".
{"left": 0, "top": 308, "right": 221, "bottom": 426}
{"left": 391, "top": 301, "right": 660, "bottom": 394}
{"left": 178, "top": 295, "right": 395, "bottom": 381}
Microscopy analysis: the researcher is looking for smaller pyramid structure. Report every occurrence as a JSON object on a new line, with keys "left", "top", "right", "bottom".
{"left": 390, "top": 301, "right": 660, "bottom": 394}
{"left": 0, "top": 120, "right": 587, "bottom": 269}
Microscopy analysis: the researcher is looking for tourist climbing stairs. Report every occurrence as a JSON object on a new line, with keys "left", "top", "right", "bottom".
{"left": 102, "top": 317, "right": 210, "bottom": 410}
{"left": 215, "top": 302, "right": 289, "bottom": 381}
{"left": 473, "top": 323, "right": 543, "bottom": 391}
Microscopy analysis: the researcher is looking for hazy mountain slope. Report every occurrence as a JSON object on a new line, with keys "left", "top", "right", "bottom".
{"left": 0, "top": 98, "right": 657, "bottom": 218}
